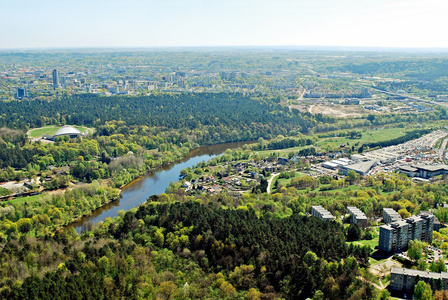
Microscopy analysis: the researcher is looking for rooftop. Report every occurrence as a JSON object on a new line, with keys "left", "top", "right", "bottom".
{"left": 312, "top": 206, "right": 334, "bottom": 219}
{"left": 391, "top": 267, "right": 448, "bottom": 279}
{"left": 399, "top": 165, "right": 418, "bottom": 172}
{"left": 347, "top": 206, "right": 368, "bottom": 220}
{"left": 381, "top": 212, "right": 434, "bottom": 231}
{"left": 341, "top": 160, "right": 377, "bottom": 174}
{"left": 413, "top": 164, "right": 448, "bottom": 172}
{"left": 53, "top": 126, "right": 82, "bottom": 137}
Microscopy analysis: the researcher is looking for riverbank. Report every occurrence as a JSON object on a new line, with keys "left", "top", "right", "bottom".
{"left": 69, "top": 140, "right": 257, "bottom": 232}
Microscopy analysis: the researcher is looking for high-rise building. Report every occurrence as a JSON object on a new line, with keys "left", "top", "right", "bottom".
{"left": 52, "top": 69, "right": 59, "bottom": 88}
{"left": 16, "top": 87, "right": 27, "bottom": 99}
{"left": 361, "top": 87, "right": 371, "bottom": 98}
{"left": 379, "top": 212, "right": 434, "bottom": 253}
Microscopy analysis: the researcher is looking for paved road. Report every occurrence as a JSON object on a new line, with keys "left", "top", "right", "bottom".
{"left": 371, "top": 86, "right": 448, "bottom": 108}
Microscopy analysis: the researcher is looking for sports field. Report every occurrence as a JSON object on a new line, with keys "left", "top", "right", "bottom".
{"left": 28, "top": 125, "right": 94, "bottom": 139}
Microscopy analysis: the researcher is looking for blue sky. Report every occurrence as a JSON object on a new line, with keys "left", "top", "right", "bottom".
{"left": 1, "top": 0, "right": 447, "bottom": 49}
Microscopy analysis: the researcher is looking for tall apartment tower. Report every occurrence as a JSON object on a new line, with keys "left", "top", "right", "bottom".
{"left": 361, "top": 87, "right": 370, "bottom": 98}
{"left": 379, "top": 212, "right": 434, "bottom": 253}
{"left": 52, "top": 69, "right": 59, "bottom": 89}
{"left": 16, "top": 87, "right": 27, "bottom": 99}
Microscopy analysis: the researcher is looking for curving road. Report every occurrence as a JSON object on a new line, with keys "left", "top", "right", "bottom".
{"left": 267, "top": 173, "right": 280, "bottom": 194}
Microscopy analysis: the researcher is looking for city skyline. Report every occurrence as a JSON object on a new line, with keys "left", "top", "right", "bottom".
{"left": 1, "top": 0, "right": 448, "bottom": 50}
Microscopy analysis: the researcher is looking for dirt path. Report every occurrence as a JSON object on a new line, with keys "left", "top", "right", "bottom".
{"left": 358, "top": 276, "right": 383, "bottom": 290}
{"left": 267, "top": 173, "right": 280, "bottom": 194}
{"left": 297, "top": 89, "right": 306, "bottom": 101}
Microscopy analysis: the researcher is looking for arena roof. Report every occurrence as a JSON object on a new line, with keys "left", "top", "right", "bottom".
{"left": 53, "top": 126, "right": 82, "bottom": 138}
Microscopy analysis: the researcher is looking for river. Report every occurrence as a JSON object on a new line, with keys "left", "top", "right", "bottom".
{"left": 69, "top": 140, "right": 255, "bottom": 232}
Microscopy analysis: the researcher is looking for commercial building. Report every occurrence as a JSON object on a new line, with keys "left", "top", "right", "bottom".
{"left": 350, "top": 154, "right": 370, "bottom": 162}
{"left": 390, "top": 267, "right": 448, "bottom": 292}
{"left": 379, "top": 212, "right": 434, "bottom": 253}
{"left": 398, "top": 166, "right": 418, "bottom": 177}
{"left": 322, "top": 161, "right": 339, "bottom": 170}
{"left": 311, "top": 206, "right": 334, "bottom": 221}
{"left": 351, "top": 152, "right": 401, "bottom": 164}
{"left": 340, "top": 160, "right": 377, "bottom": 176}
{"left": 398, "top": 164, "right": 448, "bottom": 179}
{"left": 331, "top": 158, "right": 352, "bottom": 166}
{"left": 363, "top": 151, "right": 402, "bottom": 164}
{"left": 383, "top": 208, "right": 402, "bottom": 224}
{"left": 52, "top": 69, "right": 59, "bottom": 89}
{"left": 346, "top": 206, "right": 368, "bottom": 227}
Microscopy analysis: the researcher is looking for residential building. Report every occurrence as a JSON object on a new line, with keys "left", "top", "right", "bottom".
{"left": 361, "top": 87, "right": 371, "bottom": 98}
{"left": 311, "top": 206, "right": 335, "bottom": 221}
{"left": 379, "top": 212, "right": 434, "bottom": 253}
{"left": 390, "top": 267, "right": 448, "bottom": 292}
{"left": 383, "top": 208, "right": 402, "bottom": 224}
{"left": 346, "top": 206, "right": 368, "bottom": 227}
{"left": 16, "top": 87, "right": 27, "bottom": 99}
{"left": 108, "top": 86, "right": 119, "bottom": 94}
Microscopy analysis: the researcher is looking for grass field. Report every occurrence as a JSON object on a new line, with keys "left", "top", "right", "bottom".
{"left": 315, "top": 127, "right": 407, "bottom": 149}
{"left": 256, "top": 145, "right": 315, "bottom": 156}
{"left": 256, "top": 127, "right": 408, "bottom": 157}
{"left": 0, "top": 187, "right": 11, "bottom": 197}
{"left": 347, "top": 236, "right": 379, "bottom": 250}
{"left": 276, "top": 172, "right": 304, "bottom": 186}
{"left": 28, "top": 125, "right": 94, "bottom": 138}
{"left": 2, "top": 194, "right": 42, "bottom": 205}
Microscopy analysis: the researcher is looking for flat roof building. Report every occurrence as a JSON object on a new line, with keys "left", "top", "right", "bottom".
{"left": 337, "top": 158, "right": 353, "bottom": 164}
{"left": 398, "top": 164, "right": 448, "bottom": 179}
{"left": 16, "top": 87, "right": 27, "bottom": 99}
{"left": 350, "top": 154, "right": 370, "bottom": 162}
{"left": 311, "top": 206, "right": 335, "bottom": 221}
{"left": 379, "top": 212, "right": 434, "bottom": 253}
{"left": 322, "top": 162, "right": 339, "bottom": 170}
{"left": 52, "top": 69, "right": 59, "bottom": 89}
{"left": 347, "top": 206, "right": 368, "bottom": 227}
{"left": 391, "top": 267, "right": 448, "bottom": 292}
{"left": 340, "top": 160, "right": 377, "bottom": 176}
{"left": 331, "top": 159, "right": 349, "bottom": 166}
{"left": 363, "top": 151, "right": 402, "bottom": 164}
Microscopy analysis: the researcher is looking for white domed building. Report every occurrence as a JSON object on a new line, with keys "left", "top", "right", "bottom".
{"left": 44, "top": 126, "right": 85, "bottom": 141}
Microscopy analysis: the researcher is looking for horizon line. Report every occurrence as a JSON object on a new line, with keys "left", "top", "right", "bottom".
{"left": 1, "top": 44, "right": 448, "bottom": 53}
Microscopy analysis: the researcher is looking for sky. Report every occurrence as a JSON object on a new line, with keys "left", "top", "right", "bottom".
{"left": 1, "top": 0, "right": 447, "bottom": 49}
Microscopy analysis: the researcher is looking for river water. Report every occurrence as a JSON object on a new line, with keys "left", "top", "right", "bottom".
{"left": 70, "top": 140, "right": 254, "bottom": 232}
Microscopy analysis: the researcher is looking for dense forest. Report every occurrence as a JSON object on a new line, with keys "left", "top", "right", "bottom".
{"left": 329, "top": 58, "right": 448, "bottom": 81}
{"left": 5, "top": 145, "right": 448, "bottom": 298}
{"left": 0, "top": 93, "right": 314, "bottom": 135}
{"left": 0, "top": 198, "right": 370, "bottom": 299}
